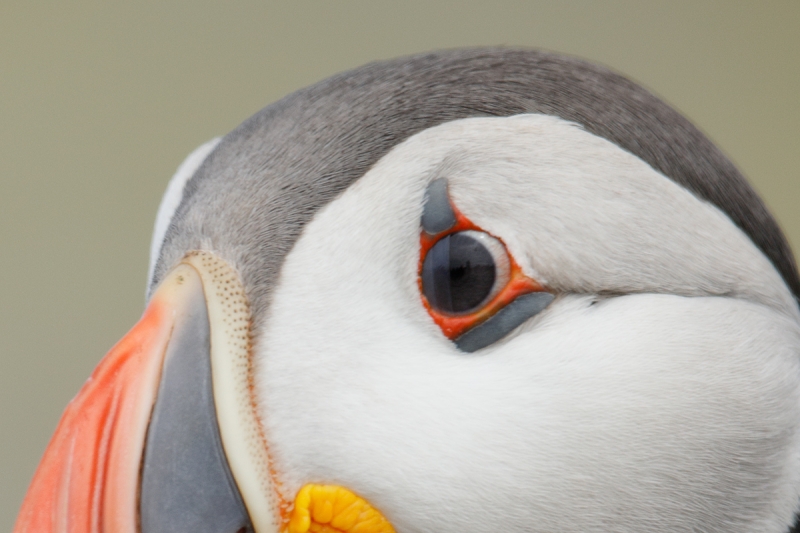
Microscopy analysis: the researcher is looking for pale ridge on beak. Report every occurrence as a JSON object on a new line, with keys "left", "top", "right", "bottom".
{"left": 183, "top": 252, "right": 283, "bottom": 533}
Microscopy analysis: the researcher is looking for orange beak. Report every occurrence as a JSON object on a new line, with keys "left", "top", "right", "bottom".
{"left": 13, "top": 264, "right": 194, "bottom": 533}
{"left": 13, "top": 255, "right": 279, "bottom": 533}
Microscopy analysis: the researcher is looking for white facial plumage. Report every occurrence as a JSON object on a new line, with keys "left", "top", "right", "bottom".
{"left": 252, "top": 115, "right": 800, "bottom": 533}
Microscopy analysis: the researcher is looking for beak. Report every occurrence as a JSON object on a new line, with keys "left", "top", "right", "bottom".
{"left": 14, "top": 252, "right": 395, "bottom": 533}
{"left": 13, "top": 253, "right": 278, "bottom": 533}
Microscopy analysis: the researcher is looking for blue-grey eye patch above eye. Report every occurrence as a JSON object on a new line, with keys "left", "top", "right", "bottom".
{"left": 421, "top": 178, "right": 456, "bottom": 234}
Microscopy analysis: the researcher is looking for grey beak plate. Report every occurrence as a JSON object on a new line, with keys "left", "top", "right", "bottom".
{"left": 139, "top": 287, "right": 253, "bottom": 533}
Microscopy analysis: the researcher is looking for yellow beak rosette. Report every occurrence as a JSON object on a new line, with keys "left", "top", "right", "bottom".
{"left": 286, "top": 484, "right": 394, "bottom": 533}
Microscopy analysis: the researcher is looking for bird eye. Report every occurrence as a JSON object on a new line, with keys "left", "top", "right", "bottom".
{"left": 421, "top": 230, "right": 510, "bottom": 315}
{"left": 418, "top": 178, "right": 554, "bottom": 352}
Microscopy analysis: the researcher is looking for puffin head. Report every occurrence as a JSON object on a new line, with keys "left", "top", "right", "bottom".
{"left": 15, "top": 49, "right": 800, "bottom": 533}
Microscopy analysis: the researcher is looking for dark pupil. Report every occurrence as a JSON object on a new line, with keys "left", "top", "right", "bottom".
{"left": 421, "top": 232, "right": 496, "bottom": 314}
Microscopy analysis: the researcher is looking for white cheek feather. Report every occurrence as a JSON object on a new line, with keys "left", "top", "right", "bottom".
{"left": 147, "top": 137, "right": 220, "bottom": 288}
{"left": 255, "top": 115, "right": 800, "bottom": 533}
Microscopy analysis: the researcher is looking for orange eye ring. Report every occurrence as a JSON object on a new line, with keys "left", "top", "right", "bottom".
{"left": 418, "top": 200, "right": 546, "bottom": 341}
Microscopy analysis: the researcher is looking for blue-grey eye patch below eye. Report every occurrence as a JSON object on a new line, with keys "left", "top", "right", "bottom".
{"left": 421, "top": 178, "right": 456, "bottom": 235}
{"left": 454, "top": 292, "right": 555, "bottom": 353}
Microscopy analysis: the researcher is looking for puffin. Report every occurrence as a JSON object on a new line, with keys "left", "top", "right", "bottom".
{"left": 14, "top": 48, "right": 800, "bottom": 533}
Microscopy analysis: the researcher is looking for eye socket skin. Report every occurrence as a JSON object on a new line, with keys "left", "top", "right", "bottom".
{"left": 418, "top": 179, "right": 551, "bottom": 349}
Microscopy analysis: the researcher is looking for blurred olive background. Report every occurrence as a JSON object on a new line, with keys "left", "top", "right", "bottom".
{"left": 1, "top": 0, "right": 798, "bottom": 526}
